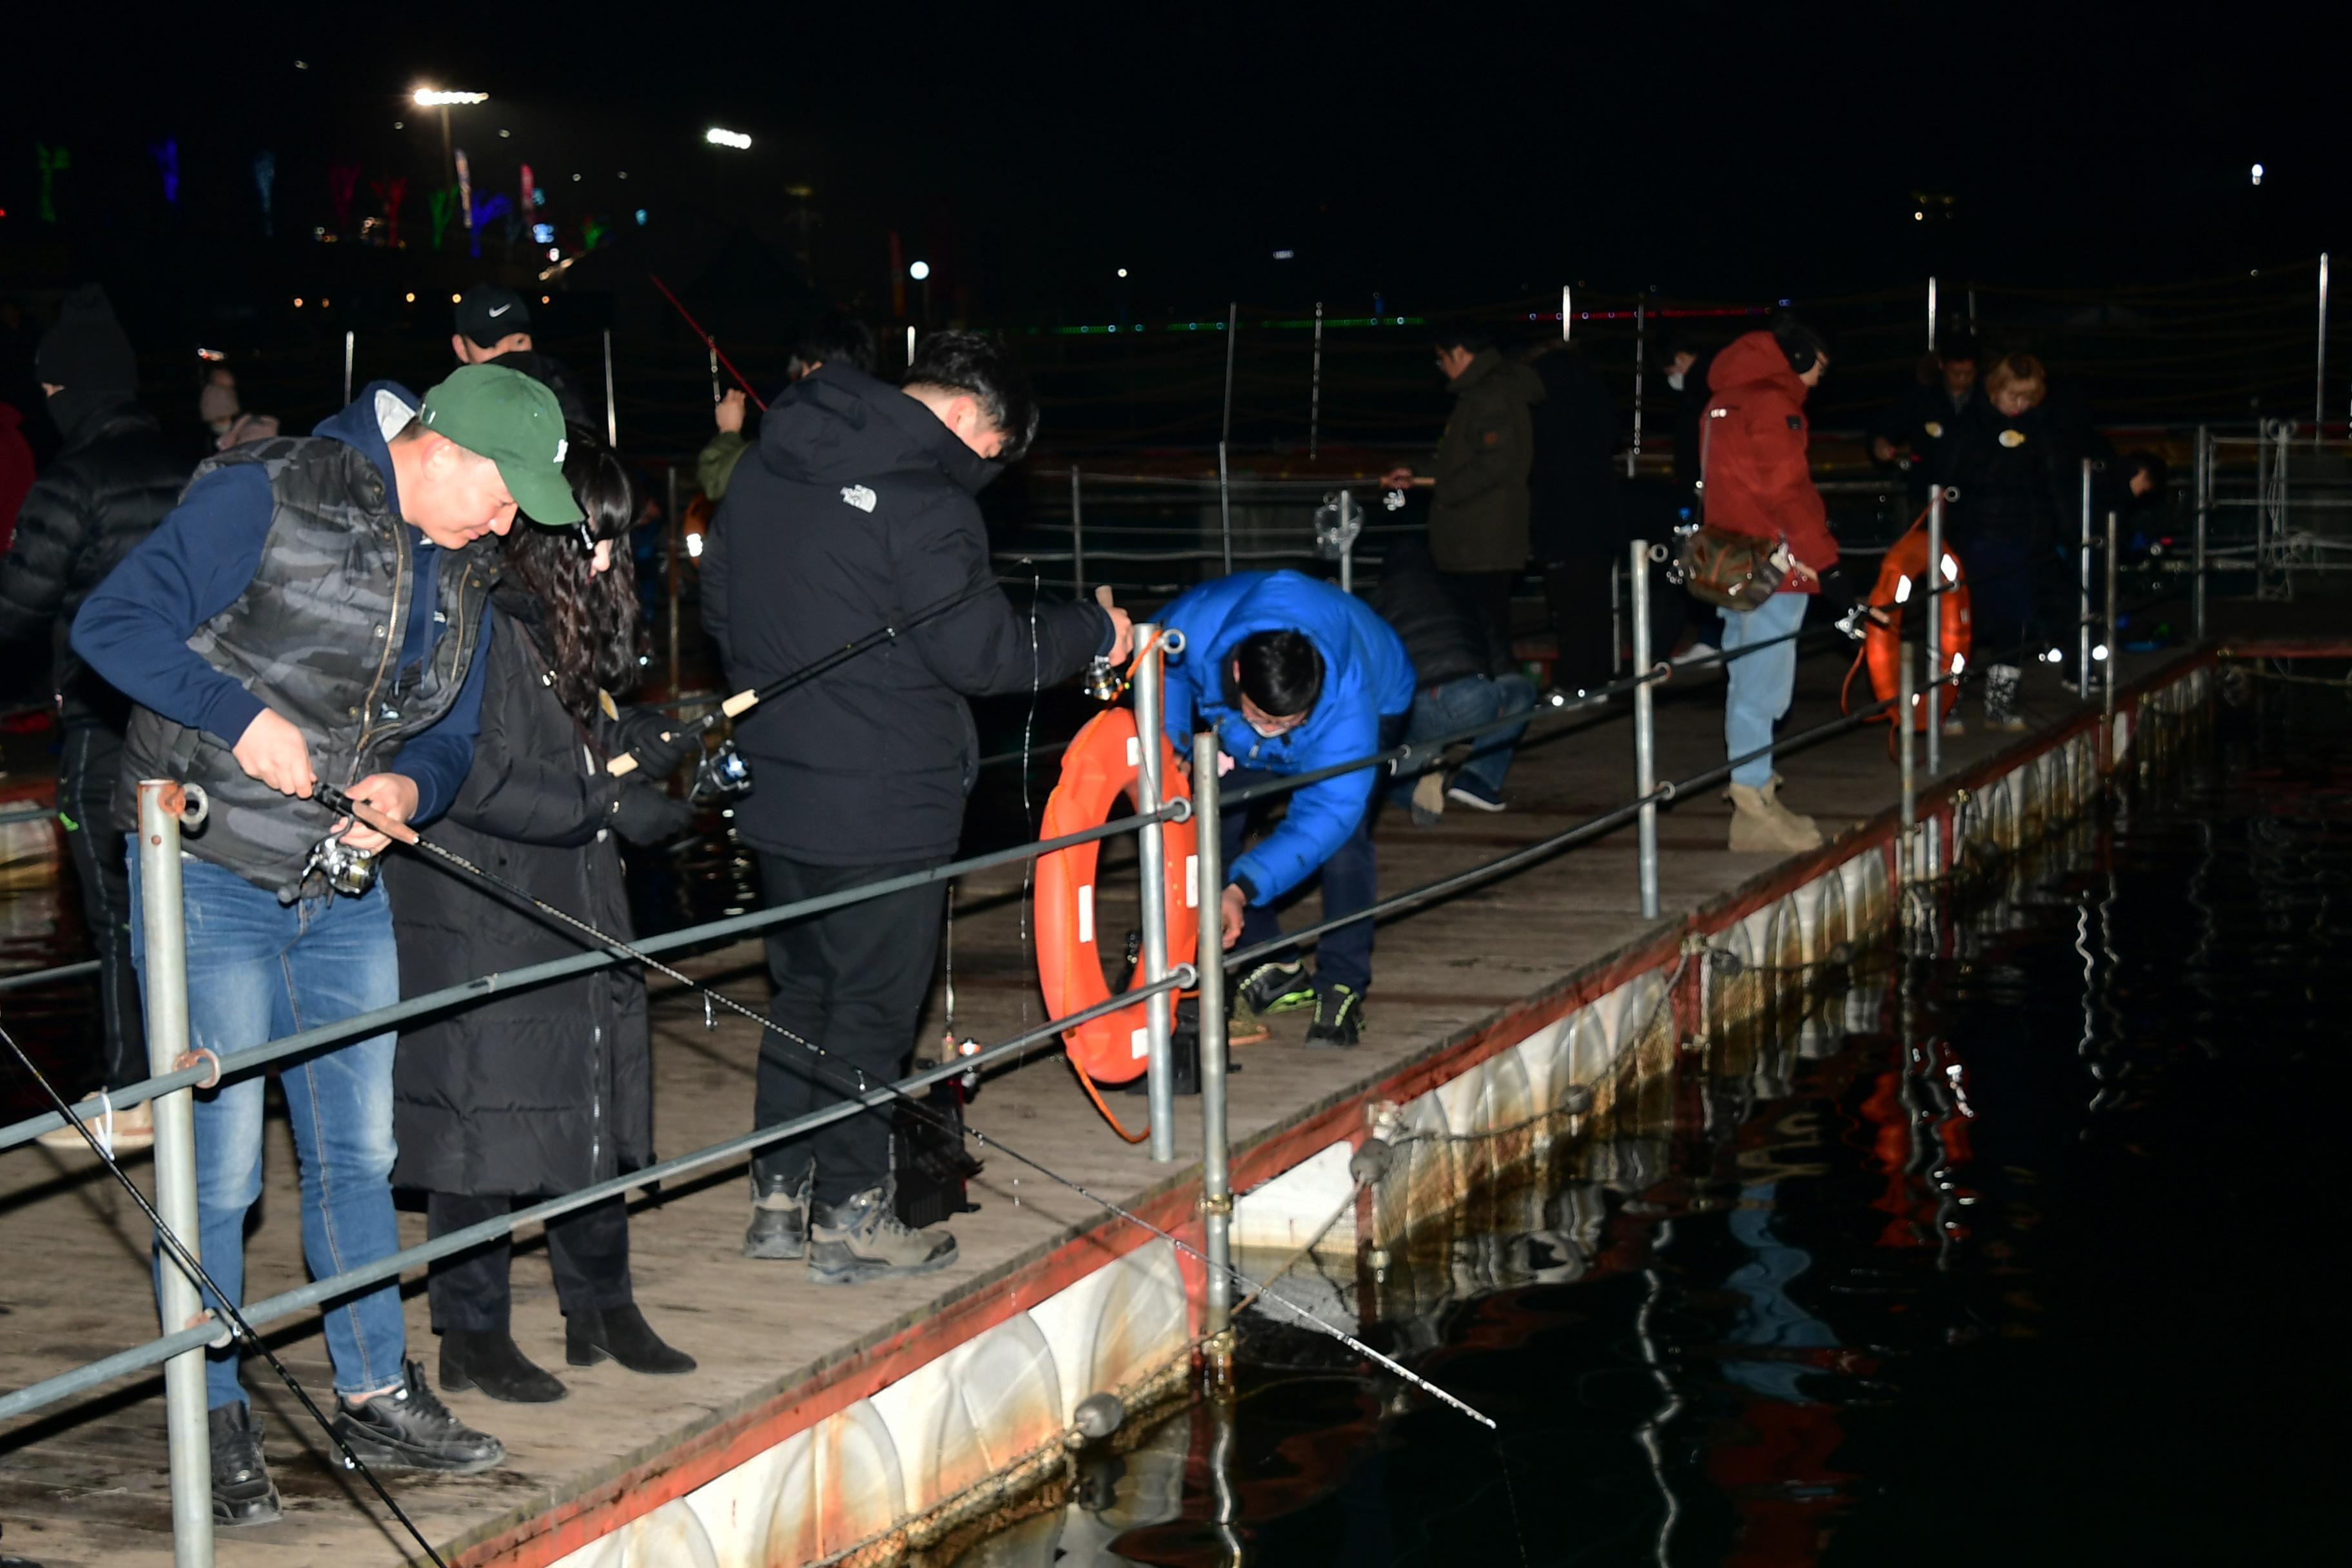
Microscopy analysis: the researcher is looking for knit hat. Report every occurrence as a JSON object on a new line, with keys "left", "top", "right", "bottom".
{"left": 35, "top": 285, "right": 138, "bottom": 393}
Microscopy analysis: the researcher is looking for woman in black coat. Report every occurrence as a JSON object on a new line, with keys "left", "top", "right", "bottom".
{"left": 389, "top": 440, "right": 697, "bottom": 1403}
{"left": 1941, "top": 353, "right": 2067, "bottom": 730}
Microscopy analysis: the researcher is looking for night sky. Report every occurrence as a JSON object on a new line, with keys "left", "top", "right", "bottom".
{"left": 4, "top": 3, "right": 2335, "bottom": 317}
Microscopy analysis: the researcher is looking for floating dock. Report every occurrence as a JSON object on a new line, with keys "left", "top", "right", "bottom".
{"left": 0, "top": 643, "right": 2219, "bottom": 1567}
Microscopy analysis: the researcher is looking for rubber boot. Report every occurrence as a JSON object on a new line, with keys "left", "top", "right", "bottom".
{"left": 807, "top": 1182, "right": 959, "bottom": 1286}
{"left": 1727, "top": 781, "right": 1823, "bottom": 853}
{"left": 1984, "top": 663, "right": 2028, "bottom": 732}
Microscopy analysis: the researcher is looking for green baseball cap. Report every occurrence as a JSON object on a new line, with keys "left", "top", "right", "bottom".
{"left": 419, "top": 364, "right": 583, "bottom": 525}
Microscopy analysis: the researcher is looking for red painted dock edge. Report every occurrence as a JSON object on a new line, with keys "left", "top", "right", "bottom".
{"left": 455, "top": 646, "right": 2219, "bottom": 1568}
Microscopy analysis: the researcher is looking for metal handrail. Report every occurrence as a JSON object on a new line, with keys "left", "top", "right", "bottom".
{"left": 0, "top": 800, "right": 1188, "bottom": 1152}
{"left": 0, "top": 968, "right": 1194, "bottom": 1425}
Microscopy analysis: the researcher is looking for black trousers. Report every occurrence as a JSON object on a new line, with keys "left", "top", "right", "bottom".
{"left": 1441, "top": 569, "right": 1518, "bottom": 675}
{"left": 750, "top": 852, "right": 948, "bottom": 1205}
{"left": 425, "top": 1191, "right": 632, "bottom": 1332}
{"left": 60, "top": 726, "right": 146, "bottom": 1092}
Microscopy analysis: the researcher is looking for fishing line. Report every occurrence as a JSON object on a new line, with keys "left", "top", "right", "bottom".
{"left": 317, "top": 789, "right": 1497, "bottom": 1428}
{"left": 0, "top": 1019, "right": 451, "bottom": 1568}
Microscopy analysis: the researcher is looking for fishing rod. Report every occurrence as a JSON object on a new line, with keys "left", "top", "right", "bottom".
{"left": 647, "top": 273, "right": 766, "bottom": 411}
{"left": 606, "top": 575, "right": 1008, "bottom": 779}
{"left": 0, "top": 1019, "right": 453, "bottom": 1567}
{"left": 312, "top": 787, "right": 1496, "bottom": 1429}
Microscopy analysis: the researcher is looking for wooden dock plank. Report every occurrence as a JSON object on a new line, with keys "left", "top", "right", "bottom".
{"left": 0, "top": 648, "right": 2150, "bottom": 1565}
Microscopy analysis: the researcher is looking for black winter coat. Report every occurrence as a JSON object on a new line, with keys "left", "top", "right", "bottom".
{"left": 0, "top": 397, "right": 189, "bottom": 730}
{"left": 1943, "top": 400, "right": 2065, "bottom": 549}
{"left": 388, "top": 591, "right": 653, "bottom": 1197}
{"left": 703, "top": 364, "right": 1111, "bottom": 865}
{"left": 1369, "top": 536, "right": 1496, "bottom": 687}
{"left": 1527, "top": 347, "right": 1623, "bottom": 563}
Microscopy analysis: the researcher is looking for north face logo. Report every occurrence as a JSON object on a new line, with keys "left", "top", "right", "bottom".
{"left": 841, "top": 484, "right": 877, "bottom": 513}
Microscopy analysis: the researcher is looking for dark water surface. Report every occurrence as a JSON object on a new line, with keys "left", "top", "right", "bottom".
{"left": 959, "top": 678, "right": 2346, "bottom": 1567}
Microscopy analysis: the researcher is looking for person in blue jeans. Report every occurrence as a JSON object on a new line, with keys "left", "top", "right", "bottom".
{"left": 1368, "top": 534, "right": 1536, "bottom": 823}
{"left": 1157, "top": 570, "right": 1415, "bottom": 1048}
{"left": 72, "top": 366, "right": 580, "bottom": 1524}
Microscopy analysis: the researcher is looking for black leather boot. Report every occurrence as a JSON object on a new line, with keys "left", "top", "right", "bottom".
{"left": 439, "top": 1328, "right": 567, "bottom": 1404}
{"left": 566, "top": 1304, "right": 696, "bottom": 1376}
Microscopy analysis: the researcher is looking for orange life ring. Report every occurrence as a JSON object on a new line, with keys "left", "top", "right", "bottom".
{"left": 1034, "top": 707, "right": 1200, "bottom": 1086}
{"left": 1861, "top": 523, "right": 1972, "bottom": 728}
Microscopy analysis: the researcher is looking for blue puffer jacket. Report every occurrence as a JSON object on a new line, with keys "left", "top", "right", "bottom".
{"left": 1157, "top": 571, "right": 1415, "bottom": 903}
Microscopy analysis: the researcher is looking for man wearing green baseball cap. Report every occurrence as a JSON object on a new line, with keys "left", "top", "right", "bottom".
{"left": 69, "top": 366, "right": 550, "bottom": 1522}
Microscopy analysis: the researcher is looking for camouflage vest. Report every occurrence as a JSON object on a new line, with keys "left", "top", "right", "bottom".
{"left": 117, "top": 435, "right": 498, "bottom": 899}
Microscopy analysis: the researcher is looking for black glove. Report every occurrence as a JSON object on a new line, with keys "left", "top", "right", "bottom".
{"left": 611, "top": 780, "right": 694, "bottom": 846}
{"left": 1813, "top": 564, "right": 1858, "bottom": 617}
{"left": 611, "top": 707, "right": 698, "bottom": 779}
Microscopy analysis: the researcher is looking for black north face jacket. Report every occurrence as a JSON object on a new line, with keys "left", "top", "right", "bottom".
{"left": 701, "top": 366, "right": 1110, "bottom": 865}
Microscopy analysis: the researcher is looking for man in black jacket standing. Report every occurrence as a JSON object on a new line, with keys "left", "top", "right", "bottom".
{"left": 0, "top": 286, "right": 186, "bottom": 1150}
{"left": 705, "top": 331, "right": 1130, "bottom": 1284}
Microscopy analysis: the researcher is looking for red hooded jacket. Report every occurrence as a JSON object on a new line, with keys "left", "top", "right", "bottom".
{"left": 0, "top": 403, "right": 34, "bottom": 557}
{"left": 1701, "top": 331, "right": 1837, "bottom": 591}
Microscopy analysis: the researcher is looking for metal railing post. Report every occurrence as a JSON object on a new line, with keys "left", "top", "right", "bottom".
{"left": 341, "top": 329, "right": 354, "bottom": 406}
{"left": 1216, "top": 442, "right": 1233, "bottom": 576}
{"left": 1131, "top": 627, "right": 1179, "bottom": 1162}
{"left": 1629, "top": 540, "right": 1660, "bottom": 919}
{"left": 139, "top": 781, "right": 215, "bottom": 1568}
{"left": 1926, "top": 487, "right": 1945, "bottom": 775}
{"left": 1191, "top": 730, "right": 1233, "bottom": 1377}
{"left": 2193, "top": 425, "right": 2210, "bottom": 641}
{"left": 665, "top": 464, "right": 681, "bottom": 698}
{"left": 2078, "top": 458, "right": 2096, "bottom": 696}
{"left": 1609, "top": 555, "right": 1625, "bottom": 678}
{"left": 1338, "top": 489, "right": 1356, "bottom": 594}
{"left": 1070, "top": 465, "right": 1086, "bottom": 599}
{"left": 1898, "top": 645, "right": 1917, "bottom": 896}
{"left": 2104, "top": 509, "right": 2121, "bottom": 765}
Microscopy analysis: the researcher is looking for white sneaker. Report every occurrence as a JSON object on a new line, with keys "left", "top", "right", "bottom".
{"left": 1671, "top": 642, "right": 1720, "bottom": 665}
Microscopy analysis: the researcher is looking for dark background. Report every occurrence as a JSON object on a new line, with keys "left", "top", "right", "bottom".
{"left": 1, "top": 3, "right": 2342, "bottom": 451}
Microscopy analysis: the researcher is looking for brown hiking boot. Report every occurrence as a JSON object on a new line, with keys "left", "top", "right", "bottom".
{"left": 1727, "top": 781, "right": 1823, "bottom": 853}
{"left": 807, "top": 1182, "right": 958, "bottom": 1286}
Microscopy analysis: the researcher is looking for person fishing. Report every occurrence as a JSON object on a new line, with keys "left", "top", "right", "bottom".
{"left": 384, "top": 437, "right": 698, "bottom": 1405}
{"left": 69, "top": 365, "right": 562, "bottom": 1522}
{"left": 703, "top": 330, "right": 1131, "bottom": 1282}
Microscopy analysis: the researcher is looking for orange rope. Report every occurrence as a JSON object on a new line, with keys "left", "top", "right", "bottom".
{"left": 1066, "top": 1057, "right": 1152, "bottom": 1143}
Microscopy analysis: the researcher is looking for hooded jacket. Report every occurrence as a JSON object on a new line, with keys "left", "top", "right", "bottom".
{"left": 1157, "top": 571, "right": 1415, "bottom": 903}
{"left": 0, "top": 395, "right": 189, "bottom": 729}
{"left": 1701, "top": 331, "right": 1838, "bottom": 589}
{"left": 387, "top": 585, "right": 654, "bottom": 1197}
{"left": 1430, "top": 349, "right": 1546, "bottom": 573}
{"left": 703, "top": 364, "right": 1112, "bottom": 865}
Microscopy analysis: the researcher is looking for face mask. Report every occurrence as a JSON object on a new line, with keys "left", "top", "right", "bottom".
{"left": 1665, "top": 371, "right": 1686, "bottom": 393}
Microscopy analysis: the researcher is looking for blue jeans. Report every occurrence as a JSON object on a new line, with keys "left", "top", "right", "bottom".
{"left": 127, "top": 850, "right": 406, "bottom": 1409}
{"left": 1222, "top": 712, "right": 1406, "bottom": 995}
{"left": 1720, "top": 589, "right": 1810, "bottom": 789}
{"left": 1387, "top": 673, "right": 1536, "bottom": 805}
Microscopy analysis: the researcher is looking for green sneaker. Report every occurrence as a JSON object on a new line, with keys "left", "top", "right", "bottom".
{"left": 1305, "top": 983, "right": 1364, "bottom": 1048}
{"left": 1230, "top": 960, "right": 1315, "bottom": 1044}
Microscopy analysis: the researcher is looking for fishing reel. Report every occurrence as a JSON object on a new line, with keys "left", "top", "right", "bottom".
{"left": 300, "top": 831, "right": 380, "bottom": 898}
{"left": 1081, "top": 657, "right": 1126, "bottom": 704}
{"left": 690, "top": 738, "right": 754, "bottom": 804}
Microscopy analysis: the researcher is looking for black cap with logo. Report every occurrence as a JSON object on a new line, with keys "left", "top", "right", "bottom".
{"left": 454, "top": 285, "right": 533, "bottom": 349}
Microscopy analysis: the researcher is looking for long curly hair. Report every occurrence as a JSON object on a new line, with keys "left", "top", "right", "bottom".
{"left": 502, "top": 436, "right": 644, "bottom": 724}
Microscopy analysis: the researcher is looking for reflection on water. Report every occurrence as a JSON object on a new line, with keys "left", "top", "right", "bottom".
{"left": 952, "top": 677, "right": 2346, "bottom": 1567}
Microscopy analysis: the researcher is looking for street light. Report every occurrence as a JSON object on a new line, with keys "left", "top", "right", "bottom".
{"left": 705, "top": 127, "right": 753, "bottom": 150}
{"left": 908, "top": 260, "right": 931, "bottom": 280}
{"left": 413, "top": 88, "right": 489, "bottom": 250}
